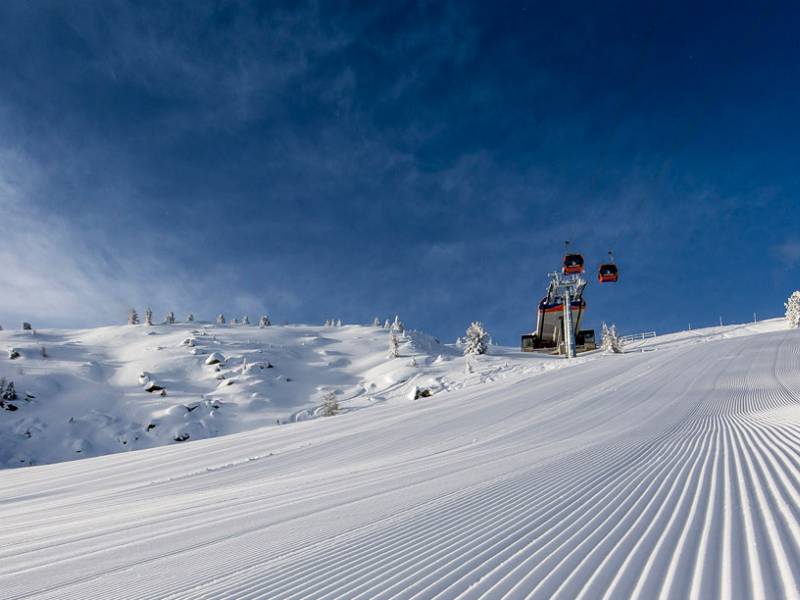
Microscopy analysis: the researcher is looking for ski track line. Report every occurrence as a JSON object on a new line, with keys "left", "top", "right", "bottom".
{"left": 3, "top": 329, "right": 800, "bottom": 598}
{"left": 160, "top": 352, "right": 707, "bottom": 599}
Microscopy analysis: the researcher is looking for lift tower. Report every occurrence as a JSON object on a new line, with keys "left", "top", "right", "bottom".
{"left": 548, "top": 269, "right": 585, "bottom": 358}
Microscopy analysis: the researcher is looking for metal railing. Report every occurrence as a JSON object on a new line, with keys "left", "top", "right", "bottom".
{"left": 618, "top": 331, "right": 657, "bottom": 344}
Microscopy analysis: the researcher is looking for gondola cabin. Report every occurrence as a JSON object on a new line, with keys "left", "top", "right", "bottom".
{"left": 598, "top": 263, "right": 619, "bottom": 283}
{"left": 562, "top": 253, "right": 585, "bottom": 274}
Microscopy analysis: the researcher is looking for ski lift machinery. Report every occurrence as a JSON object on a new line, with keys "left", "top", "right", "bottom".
{"left": 521, "top": 246, "right": 619, "bottom": 357}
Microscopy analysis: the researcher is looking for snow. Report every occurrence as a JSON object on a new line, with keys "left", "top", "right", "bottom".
{"left": 0, "top": 322, "right": 562, "bottom": 468}
{"left": 2, "top": 318, "right": 800, "bottom": 598}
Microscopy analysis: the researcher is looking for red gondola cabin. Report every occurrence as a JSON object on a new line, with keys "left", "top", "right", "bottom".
{"left": 562, "top": 253, "right": 585, "bottom": 275}
{"left": 598, "top": 263, "right": 619, "bottom": 283}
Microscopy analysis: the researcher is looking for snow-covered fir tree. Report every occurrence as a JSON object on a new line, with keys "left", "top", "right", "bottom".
{"left": 216, "top": 313, "right": 226, "bottom": 325}
{"left": 388, "top": 331, "right": 400, "bottom": 358}
{"left": 259, "top": 315, "right": 271, "bottom": 328}
{"left": 383, "top": 319, "right": 391, "bottom": 329}
{"left": 128, "top": 308, "right": 139, "bottom": 325}
{"left": 144, "top": 307, "right": 153, "bottom": 326}
{"left": 463, "top": 321, "right": 490, "bottom": 356}
{"left": 321, "top": 391, "right": 339, "bottom": 417}
{"left": 600, "top": 322, "right": 623, "bottom": 353}
{"left": 785, "top": 291, "right": 800, "bottom": 328}
{"left": 392, "top": 315, "right": 405, "bottom": 333}
{"left": 372, "top": 317, "right": 381, "bottom": 327}
{"left": 186, "top": 313, "right": 194, "bottom": 322}
{"left": 242, "top": 316, "right": 250, "bottom": 325}
{"left": 2, "top": 381, "right": 17, "bottom": 401}
{"left": 165, "top": 311, "right": 176, "bottom": 325}
{"left": 335, "top": 319, "right": 342, "bottom": 327}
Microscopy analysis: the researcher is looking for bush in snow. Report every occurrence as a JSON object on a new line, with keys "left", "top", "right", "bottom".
{"left": 216, "top": 313, "right": 226, "bottom": 325}
{"left": 128, "top": 308, "right": 139, "bottom": 325}
{"left": 7, "top": 348, "right": 20, "bottom": 360}
{"left": 388, "top": 331, "right": 400, "bottom": 358}
{"left": 40, "top": 346, "right": 48, "bottom": 358}
{"left": 259, "top": 315, "right": 271, "bottom": 328}
{"left": 463, "top": 322, "right": 490, "bottom": 356}
{"left": 785, "top": 291, "right": 800, "bottom": 328}
{"left": 164, "top": 311, "right": 176, "bottom": 325}
{"left": 600, "top": 322, "right": 623, "bottom": 353}
{"left": 320, "top": 391, "right": 339, "bottom": 417}
{"left": 22, "top": 322, "right": 32, "bottom": 331}
{"left": 186, "top": 313, "right": 194, "bottom": 322}
{"left": 144, "top": 307, "right": 153, "bottom": 326}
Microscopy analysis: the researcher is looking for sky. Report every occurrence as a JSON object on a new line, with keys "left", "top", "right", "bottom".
{"left": 0, "top": 1, "right": 799, "bottom": 344}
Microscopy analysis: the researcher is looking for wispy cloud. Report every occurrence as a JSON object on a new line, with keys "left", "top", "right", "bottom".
{"left": 773, "top": 239, "right": 800, "bottom": 268}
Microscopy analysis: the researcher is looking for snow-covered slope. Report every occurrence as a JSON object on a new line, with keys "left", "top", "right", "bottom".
{"left": 0, "top": 322, "right": 568, "bottom": 467}
{"left": 2, "top": 319, "right": 800, "bottom": 598}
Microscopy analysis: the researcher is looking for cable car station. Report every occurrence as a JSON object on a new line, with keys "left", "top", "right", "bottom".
{"left": 521, "top": 244, "right": 618, "bottom": 357}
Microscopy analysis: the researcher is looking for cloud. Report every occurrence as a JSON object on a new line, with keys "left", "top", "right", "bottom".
{"left": 0, "top": 147, "right": 299, "bottom": 327}
{"left": 773, "top": 239, "right": 800, "bottom": 268}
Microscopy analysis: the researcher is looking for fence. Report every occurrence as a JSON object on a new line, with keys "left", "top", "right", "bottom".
{"left": 618, "top": 331, "right": 657, "bottom": 345}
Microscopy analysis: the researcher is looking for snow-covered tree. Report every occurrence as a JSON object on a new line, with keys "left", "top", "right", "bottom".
{"left": 144, "top": 307, "right": 153, "bottom": 326}
{"left": 335, "top": 319, "right": 342, "bottom": 327}
{"left": 242, "top": 315, "right": 250, "bottom": 325}
{"left": 1, "top": 380, "right": 16, "bottom": 401}
{"left": 186, "top": 313, "right": 195, "bottom": 322}
{"left": 600, "top": 322, "right": 623, "bottom": 353}
{"left": 463, "top": 322, "right": 490, "bottom": 356}
{"left": 785, "top": 291, "right": 800, "bottom": 328}
{"left": 165, "top": 311, "right": 176, "bottom": 325}
{"left": 232, "top": 317, "right": 240, "bottom": 325}
{"left": 372, "top": 317, "right": 381, "bottom": 327}
{"left": 216, "top": 313, "right": 226, "bottom": 325}
{"left": 388, "top": 331, "right": 400, "bottom": 358}
{"left": 383, "top": 319, "right": 391, "bottom": 329}
{"left": 392, "top": 315, "right": 405, "bottom": 333}
{"left": 259, "top": 315, "right": 271, "bottom": 328}
{"left": 321, "top": 391, "right": 339, "bottom": 417}
{"left": 128, "top": 308, "right": 139, "bottom": 325}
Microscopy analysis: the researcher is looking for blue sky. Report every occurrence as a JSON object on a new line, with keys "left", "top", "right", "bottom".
{"left": 0, "top": 1, "right": 798, "bottom": 343}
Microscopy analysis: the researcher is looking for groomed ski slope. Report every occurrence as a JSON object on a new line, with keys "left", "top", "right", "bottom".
{"left": 2, "top": 321, "right": 800, "bottom": 599}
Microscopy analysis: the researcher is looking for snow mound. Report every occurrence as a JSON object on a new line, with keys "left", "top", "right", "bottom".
{"left": 0, "top": 322, "right": 568, "bottom": 467}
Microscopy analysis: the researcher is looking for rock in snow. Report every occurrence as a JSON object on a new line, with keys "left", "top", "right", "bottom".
{"left": 205, "top": 352, "right": 225, "bottom": 366}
